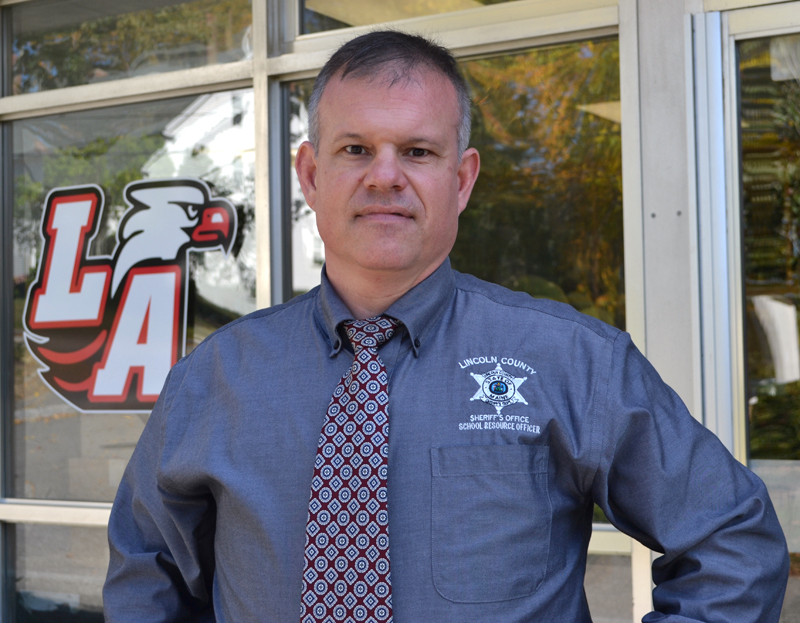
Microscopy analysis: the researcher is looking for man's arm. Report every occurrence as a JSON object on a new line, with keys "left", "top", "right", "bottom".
{"left": 592, "top": 332, "right": 789, "bottom": 622}
{"left": 103, "top": 365, "right": 216, "bottom": 622}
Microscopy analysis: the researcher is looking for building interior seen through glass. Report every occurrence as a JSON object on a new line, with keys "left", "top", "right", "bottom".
{"left": 291, "top": 38, "right": 623, "bottom": 330}
{"left": 11, "top": 0, "right": 252, "bottom": 94}
{"left": 11, "top": 89, "right": 257, "bottom": 502}
{"left": 15, "top": 524, "right": 107, "bottom": 622}
{"left": 740, "top": 33, "right": 800, "bottom": 603}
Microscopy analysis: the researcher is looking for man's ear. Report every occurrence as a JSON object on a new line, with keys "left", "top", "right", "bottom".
{"left": 295, "top": 140, "right": 318, "bottom": 211}
{"left": 457, "top": 147, "right": 480, "bottom": 215}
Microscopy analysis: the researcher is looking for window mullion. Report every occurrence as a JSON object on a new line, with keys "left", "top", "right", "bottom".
{"left": 0, "top": 61, "right": 254, "bottom": 121}
{"left": 253, "top": 0, "right": 272, "bottom": 308}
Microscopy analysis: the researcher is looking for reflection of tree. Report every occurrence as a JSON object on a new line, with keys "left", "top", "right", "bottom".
{"left": 13, "top": 175, "right": 45, "bottom": 258}
{"left": 188, "top": 170, "right": 257, "bottom": 300}
{"left": 750, "top": 381, "right": 800, "bottom": 460}
{"left": 741, "top": 40, "right": 800, "bottom": 290}
{"left": 13, "top": 131, "right": 169, "bottom": 339}
{"left": 284, "top": 43, "right": 623, "bottom": 324}
{"left": 740, "top": 37, "right": 800, "bottom": 460}
{"left": 13, "top": 0, "right": 251, "bottom": 94}
{"left": 13, "top": 95, "right": 258, "bottom": 332}
{"left": 451, "top": 39, "right": 624, "bottom": 328}
{"left": 289, "top": 81, "right": 315, "bottom": 224}
{"left": 14, "top": 133, "right": 168, "bottom": 263}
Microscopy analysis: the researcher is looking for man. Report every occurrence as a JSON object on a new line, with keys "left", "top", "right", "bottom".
{"left": 104, "top": 30, "right": 789, "bottom": 622}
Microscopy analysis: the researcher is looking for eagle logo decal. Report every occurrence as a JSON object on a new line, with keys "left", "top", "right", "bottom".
{"left": 22, "top": 178, "right": 238, "bottom": 413}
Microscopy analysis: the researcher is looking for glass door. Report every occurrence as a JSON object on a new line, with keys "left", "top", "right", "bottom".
{"left": 728, "top": 2, "right": 800, "bottom": 616}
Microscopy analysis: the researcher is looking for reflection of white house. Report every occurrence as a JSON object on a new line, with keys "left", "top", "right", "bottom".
{"left": 142, "top": 89, "right": 257, "bottom": 316}
{"left": 13, "top": 243, "right": 36, "bottom": 281}
{"left": 752, "top": 295, "right": 800, "bottom": 384}
{"left": 770, "top": 33, "right": 800, "bottom": 81}
{"left": 290, "top": 99, "right": 326, "bottom": 294}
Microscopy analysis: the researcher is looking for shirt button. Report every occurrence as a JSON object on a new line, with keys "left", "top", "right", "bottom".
{"left": 414, "top": 338, "right": 421, "bottom": 348}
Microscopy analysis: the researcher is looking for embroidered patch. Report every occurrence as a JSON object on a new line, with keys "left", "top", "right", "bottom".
{"left": 470, "top": 363, "right": 528, "bottom": 414}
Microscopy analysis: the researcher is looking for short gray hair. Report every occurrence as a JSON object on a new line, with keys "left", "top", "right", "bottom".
{"left": 307, "top": 30, "right": 472, "bottom": 157}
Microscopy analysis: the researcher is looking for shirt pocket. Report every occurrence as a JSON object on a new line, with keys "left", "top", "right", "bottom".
{"left": 430, "top": 444, "right": 551, "bottom": 603}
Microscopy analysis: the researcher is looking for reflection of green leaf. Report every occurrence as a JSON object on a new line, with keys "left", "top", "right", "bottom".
{"left": 581, "top": 305, "right": 614, "bottom": 326}
{"left": 31, "top": 133, "right": 168, "bottom": 256}
{"left": 593, "top": 504, "right": 609, "bottom": 524}
{"left": 509, "top": 275, "right": 569, "bottom": 303}
{"left": 568, "top": 291, "right": 593, "bottom": 310}
{"left": 774, "top": 80, "right": 800, "bottom": 140}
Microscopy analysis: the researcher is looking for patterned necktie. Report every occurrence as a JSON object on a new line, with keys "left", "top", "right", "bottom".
{"left": 302, "top": 315, "right": 400, "bottom": 623}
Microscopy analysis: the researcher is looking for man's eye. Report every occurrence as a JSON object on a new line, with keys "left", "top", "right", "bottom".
{"left": 409, "top": 148, "right": 428, "bottom": 157}
{"left": 344, "top": 145, "right": 365, "bottom": 155}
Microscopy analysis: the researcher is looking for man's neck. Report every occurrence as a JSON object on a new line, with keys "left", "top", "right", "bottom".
{"left": 325, "top": 261, "right": 441, "bottom": 319}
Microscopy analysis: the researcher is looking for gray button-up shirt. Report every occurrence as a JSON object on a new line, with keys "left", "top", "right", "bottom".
{"left": 104, "top": 259, "right": 788, "bottom": 622}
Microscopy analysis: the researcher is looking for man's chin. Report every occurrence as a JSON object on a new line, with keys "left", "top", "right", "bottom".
{"left": 328, "top": 250, "right": 420, "bottom": 277}
{"left": 355, "top": 254, "right": 446, "bottom": 285}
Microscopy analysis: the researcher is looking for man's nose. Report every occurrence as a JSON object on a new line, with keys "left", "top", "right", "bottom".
{"left": 363, "top": 147, "right": 407, "bottom": 191}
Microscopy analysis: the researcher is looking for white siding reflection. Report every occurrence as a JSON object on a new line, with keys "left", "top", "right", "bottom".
{"left": 753, "top": 295, "right": 800, "bottom": 384}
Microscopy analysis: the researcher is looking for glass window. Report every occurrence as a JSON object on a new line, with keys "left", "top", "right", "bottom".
{"left": 454, "top": 39, "right": 623, "bottom": 329}
{"left": 584, "top": 554, "right": 632, "bottom": 622}
{"left": 14, "top": 524, "right": 107, "bottom": 622}
{"left": 9, "top": 530, "right": 630, "bottom": 621}
{"left": 301, "top": 0, "right": 519, "bottom": 35}
{"left": 287, "top": 38, "right": 624, "bottom": 332}
{"left": 739, "top": 33, "right": 800, "bottom": 609}
{"left": 12, "top": 88, "right": 257, "bottom": 501}
{"left": 11, "top": 0, "right": 252, "bottom": 95}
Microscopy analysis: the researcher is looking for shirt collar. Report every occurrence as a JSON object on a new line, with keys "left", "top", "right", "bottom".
{"left": 317, "top": 259, "right": 455, "bottom": 358}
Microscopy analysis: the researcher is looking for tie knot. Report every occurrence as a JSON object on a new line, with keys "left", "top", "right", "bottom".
{"left": 343, "top": 316, "right": 400, "bottom": 351}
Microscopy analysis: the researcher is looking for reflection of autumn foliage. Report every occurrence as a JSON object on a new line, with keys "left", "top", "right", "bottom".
{"left": 451, "top": 39, "right": 623, "bottom": 328}
{"left": 12, "top": 0, "right": 251, "bottom": 94}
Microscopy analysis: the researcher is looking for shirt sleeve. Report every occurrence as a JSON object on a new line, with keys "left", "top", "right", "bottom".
{"left": 103, "top": 363, "right": 216, "bottom": 622}
{"left": 591, "top": 331, "right": 789, "bottom": 623}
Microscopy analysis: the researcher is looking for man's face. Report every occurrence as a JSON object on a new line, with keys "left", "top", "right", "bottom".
{"left": 295, "top": 68, "right": 480, "bottom": 287}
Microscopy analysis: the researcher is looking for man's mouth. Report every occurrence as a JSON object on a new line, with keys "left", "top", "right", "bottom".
{"left": 356, "top": 206, "right": 414, "bottom": 221}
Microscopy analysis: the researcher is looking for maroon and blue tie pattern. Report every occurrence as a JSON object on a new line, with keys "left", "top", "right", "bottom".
{"left": 301, "top": 316, "right": 399, "bottom": 623}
